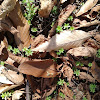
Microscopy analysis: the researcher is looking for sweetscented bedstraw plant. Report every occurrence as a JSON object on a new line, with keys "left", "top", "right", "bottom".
{"left": 89, "top": 83, "right": 96, "bottom": 93}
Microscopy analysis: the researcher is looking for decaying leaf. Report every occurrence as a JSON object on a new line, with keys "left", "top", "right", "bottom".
{"left": 67, "top": 47, "right": 97, "bottom": 57}
{"left": 79, "top": 72, "right": 95, "bottom": 82}
{"left": 76, "top": 0, "right": 98, "bottom": 17}
{"left": 94, "top": 34, "right": 100, "bottom": 43}
{"left": 32, "top": 30, "right": 91, "bottom": 52}
{"left": 39, "top": 0, "right": 57, "bottom": 18}
{"left": 8, "top": 2, "right": 31, "bottom": 50}
{"left": 18, "top": 59, "right": 58, "bottom": 78}
{"left": 91, "top": 61, "right": 100, "bottom": 82}
{"left": 0, "top": 0, "right": 17, "bottom": 19}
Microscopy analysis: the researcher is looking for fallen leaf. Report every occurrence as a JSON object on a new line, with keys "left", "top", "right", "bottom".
{"left": 18, "top": 59, "right": 58, "bottom": 78}
{"left": 92, "top": 91, "right": 100, "bottom": 100}
{"left": 67, "top": 47, "right": 97, "bottom": 57}
{"left": 39, "top": 0, "right": 57, "bottom": 18}
{"left": 76, "top": 0, "right": 98, "bottom": 17}
{"left": 60, "top": 0, "right": 67, "bottom": 3}
{"left": 32, "top": 30, "right": 91, "bottom": 52}
{"left": 91, "top": 61, "right": 100, "bottom": 82}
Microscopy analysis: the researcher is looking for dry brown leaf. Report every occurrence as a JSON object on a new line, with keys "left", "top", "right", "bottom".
{"left": 91, "top": 61, "right": 100, "bottom": 82}
{"left": 94, "top": 34, "right": 100, "bottom": 43}
{"left": 18, "top": 59, "right": 58, "bottom": 78}
{"left": 76, "top": 0, "right": 98, "bottom": 17}
{"left": 49, "top": 4, "right": 76, "bottom": 37}
{"left": 8, "top": 2, "right": 30, "bottom": 50}
{"left": 61, "top": 83, "right": 73, "bottom": 99}
{"left": 0, "top": 0, "right": 17, "bottom": 19}
{"left": 79, "top": 72, "right": 95, "bottom": 82}
{"left": 39, "top": 0, "right": 57, "bottom": 18}
{"left": 89, "top": 4, "right": 100, "bottom": 15}
{"left": 12, "top": 90, "right": 24, "bottom": 100}
{"left": 75, "top": 91, "right": 84, "bottom": 100}
{"left": 92, "top": 91, "right": 100, "bottom": 100}
{"left": 67, "top": 47, "right": 97, "bottom": 57}
{"left": 32, "top": 30, "right": 91, "bottom": 52}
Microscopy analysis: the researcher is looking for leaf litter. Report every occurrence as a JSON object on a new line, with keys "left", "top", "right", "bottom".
{"left": 0, "top": 0, "right": 100, "bottom": 100}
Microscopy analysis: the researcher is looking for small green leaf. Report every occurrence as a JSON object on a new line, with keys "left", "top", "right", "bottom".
{"left": 83, "top": 96, "right": 87, "bottom": 100}
{"left": 69, "top": 26, "right": 74, "bottom": 31}
{"left": 0, "top": 61, "right": 5, "bottom": 66}
{"left": 59, "top": 92, "right": 65, "bottom": 99}
{"left": 74, "top": 69, "right": 80, "bottom": 76}
{"left": 88, "top": 63, "right": 92, "bottom": 67}
{"left": 89, "top": 83, "right": 96, "bottom": 93}
{"left": 56, "top": 26, "right": 63, "bottom": 33}
{"left": 63, "top": 23, "right": 70, "bottom": 29}
{"left": 31, "top": 27, "right": 38, "bottom": 32}
{"left": 51, "top": 6, "right": 58, "bottom": 15}
{"left": 13, "top": 48, "right": 20, "bottom": 54}
{"left": 46, "top": 96, "right": 52, "bottom": 100}
{"left": 67, "top": 16, "right": 73, "bottom": 21}
{"left": 7, "top": 45, "right": 13, "bottom": 51}
{"left": 57, "top": 79, "right": 65, "bottom": 86}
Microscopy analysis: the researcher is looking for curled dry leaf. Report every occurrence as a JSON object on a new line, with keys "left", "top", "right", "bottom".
{"left": 0, "top": 0, "right": 17, "bottom": 19}
{"left": 8, "top": 2, "right": 30, "bottom": 50}
{"left": 76, "top": 0, "right": 98, "bottom": 17}
{"left": 18, "top": 59, "right": 58, "bottom": 78}
{"left": 91, "top": 61, "right": 100, "bottom": 82}
{"left": 32, "top": 30, "right": 91, "bottom": 52}
{"left": 39, "top": 0, "right": 57, "bottom": 18}
{"left": 67, "top": 47, "right": 97, "bottom": 57}
{"left": 89, "top": 4, "right": 100, "bottom": 15}
{"left": 79, "top": 72, "right": 95, "bottom": 82}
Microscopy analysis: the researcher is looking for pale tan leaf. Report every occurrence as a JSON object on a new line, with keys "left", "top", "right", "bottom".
{"left": 18, "top": 59, "right": 58, "bottom": 78}
{"left": 32, "top": 30, "right": 91, "bottom": 52}
{"left": 8, "top": 2, "right": 31, "bottom": 50}
{"left": 60, "top": 0, "right": 67, "bottom": 4}
{"left": 39, "top": 0, "right": 57, "bottom": 18}
{"left": 76, "top": 0, "right": 98, "bottom": 17}
{"left": 0, "top": 0, "right": 17, "bottom": 19}
{"left": 91, "top": 61, "right": 100, "bottom": 82}
{"left": 67, "top": 47, "right": 97, "bottom": 57}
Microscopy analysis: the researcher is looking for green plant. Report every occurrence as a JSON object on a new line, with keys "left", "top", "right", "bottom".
{"left": 7, "top": 45, "right": 13, "bottom": 51}
{"left": 1, "top": 91, "right": 14, "bottom": 100}
{"left": 31, "top": 27, "right": 38, "bottom": 32}
{"left": 51, "top": 21, "right": 55, "bottom": 27}
{"left": 66, "top": 82, "right": 69, "bottom": 86}
{"left": 59, "top": 92, "right": 65, "bottom": 99}
{"left": 0, "top": 61, "right": 5, "bottom": 66}
{"left": 74, "top": 69, "right": 80, "bottom": 76}
{"left": 67, "top": 16, "right": 73, "bottom": 21}
{"left": 56, "top": 26, "right": 63, "bottom": 33}
{"left": 63, "top": 23, "right": 70, "bottom": 29}
{"left": 83, "top": 96, "right": 87, "bottom": 100}
{"left": 76, "top": 61, "right": 84, "bottom": 66}
{"left": 13, "top": 48, "right": 20, "bottom": 55}
{"left": 22, "top": 47, "right": 33, "bottom": 56}
{"left": 96, "top": 49, "right": 100, "bottom": 58}
{"left": 89, "top": 83, "right": 96, "bottom": 93}
{"left": 57, "top": 79, "right": 65, "bottom": 86}
{"left": 88, "top": 63, "right": 92, "bottom": 67}
{"left": 52, "top": 57, "right": 57, "bottom": 62}
{"left": 46, "top": 96, "right": 52, "bottom": 100}
{"left": 51, "top": 6, "right": 58, "bottom": 15}
{"left": 22, "top": 0, "right": 38, "bottom": 24}
{"left": 69, "top": 26, "right": 74, "bottom": 31}
{"left": 56, "top": 48, "right": 64, "bottom": 55}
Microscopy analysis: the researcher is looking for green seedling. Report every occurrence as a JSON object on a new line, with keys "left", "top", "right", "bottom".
{"left": 66, "top": 82, "right": 69, "bottom": 86}
{"left": 89, "top": 83, "right": 96, "bottom": 93}
{"left": 74, "top": 69, "right": 80, "bottom": 76}
{"left": 69, "top": 26, "right": 75, "bottom": 31}
{"left": 51, "top": 6, "right": 58, "bottom": 15}
{"left": 63, "top": 23, "right": 70, "bottom": 29}
{"left": 59, "top": 92, "right": 65, "bottom": 99}
{"left": 56, "top": 48, "right": 64, "bottom": 56}
{"left": 88, "top": 63, "right": 92, "bottom": 67}
{"left": 57, "top": 79, "right": 65, "bottom": 86}
{"left": 31, "top": 27, "right": 38, "bottom": 32}
{"left": 76, "top": 61, "right": 84, "bottom": 66}
{"left": 0, "top": 61, "right": 5, "bottom": 66}
{"left": 1, "top": 90, "right": 14, "bottom": 100}
{"left": 96, "top": 49, "right": 100, "bottom": 58}
{"left": 51, "top": 21, "right": 55, "bottom": 27}
{"left": 83, "top": 96, "right": 88, "bottom": 100}
{"left": 7, "top": 45, "right": 13, "bottom": 51}
{"left": 13, "top": 48, "right": 20, "bottom": 55}
{"left": 56, "top": 26, "right": 63, "bottom": 33}
{"left": 67, "top": 16, "right": 73, "bottom": 21}
{"left": 22, "top": 47, "right": 33, "bottom": 56}
{"left": 46, "top": 96, "right": 52, "bottom": 100}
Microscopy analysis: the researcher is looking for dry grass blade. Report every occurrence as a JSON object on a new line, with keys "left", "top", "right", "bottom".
{"left": 76, "top": 0, "right": 98, "bottom": 17}
{"left": 8, "top": 2, "right": 31, "bottom": 50}
{"left": 18, "top": 59, "right": 58, "bottom": 78}
{"left": 32, "top": 30, "right": 91, "bottom": 52}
